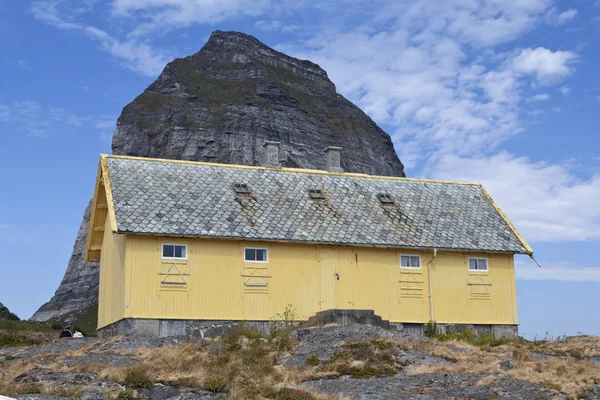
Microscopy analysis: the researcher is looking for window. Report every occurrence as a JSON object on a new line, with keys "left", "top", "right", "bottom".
{"left": 468, "top": 258, "right": 488, "bottom": 272}
{"left": 245, "top": 248, "right": 268, "bottom": 262}
{"left": 308, "top": 188, "right": 325, "bottom": 199}
{"left": 400, "top": 255, "right": 421, "bottom": 268}
{"left": 234, "top": 183, "right": 251, "bottom": 194}
{"left": 377, "top": 193, "right": 395, "bottom": 204}
{"left": 162, "top": 244, "right": 187, "bottom": 259}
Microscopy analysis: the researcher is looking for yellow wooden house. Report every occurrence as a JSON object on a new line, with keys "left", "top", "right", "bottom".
{"left": 85, "top": 146, "right": 532, "bottom": 338}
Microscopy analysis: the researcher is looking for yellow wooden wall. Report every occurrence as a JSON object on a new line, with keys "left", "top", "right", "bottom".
{"left": 97, "top": 214, "right": 127, "bottom": 328}
{"left": 104, "top": 236, "right": 517, "bottom": 326}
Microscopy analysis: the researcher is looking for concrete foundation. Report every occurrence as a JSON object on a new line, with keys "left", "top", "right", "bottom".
{"left": 98, "top": 312, "right": 518, "bottom": 339}
{"left": 98, "top": 318, "right": 272, "bottom": 339}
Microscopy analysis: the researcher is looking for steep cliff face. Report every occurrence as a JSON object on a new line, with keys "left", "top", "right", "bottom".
{"left": 31, "top": 30, "right": 406, "bottom": 324}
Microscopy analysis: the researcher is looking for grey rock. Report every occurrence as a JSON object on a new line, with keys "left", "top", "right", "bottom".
{"left": 32, "top": 30, "right": 406, "bottom": 325}
{"left": 301, "top": 373, "right": 561, "bottom": 400}
{"left": 0, "top": 301, "right": 15, "bottom": 320}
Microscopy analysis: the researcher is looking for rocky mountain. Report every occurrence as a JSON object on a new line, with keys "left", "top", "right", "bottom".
{"left": 0, "top": 302, "right": 16, "bottom": 320}
{"left": 31, "top": 30, "right": 406, "bottom": 326}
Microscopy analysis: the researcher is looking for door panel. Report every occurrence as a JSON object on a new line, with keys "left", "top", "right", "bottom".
{"left": 319, "top": 248, "right": 337, "bottom": 310}
{"left": 335, "top": 248, "right": 355, "bottom": 309}
{"left": 319, "top": 247, "right": 355, "bottom": 310}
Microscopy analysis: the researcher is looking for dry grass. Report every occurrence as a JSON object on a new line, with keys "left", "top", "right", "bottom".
{"left": 392, "top": 336, "right": 600, "bottom": 399}
{"left": 2, "top": 326, "right": 598, "bottom": 400}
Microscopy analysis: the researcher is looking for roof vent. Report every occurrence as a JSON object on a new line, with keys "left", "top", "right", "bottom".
{"left": 308, "top": 188, "right": 325, "bottom": 200}
{"left": 377, "top": 193, "right": 395, "bottom": 205}
{"left": 263, "top": 141, "right": 282, "bottom": 169}
{"left": 324, "top": 146, "right": 343, "bottom": 173}
{"left": 234, "top": 183, "right": 251, "bottom": 194}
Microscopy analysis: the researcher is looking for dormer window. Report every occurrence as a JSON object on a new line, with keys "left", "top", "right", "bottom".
{"left": 308, "top": 189, "right": 325, "bottom": 199}
{"left": 234, "top": 183, "right": 251, "bottom": 194}
{"left": 377, "top": 193, "right": 394, "bottom": 205}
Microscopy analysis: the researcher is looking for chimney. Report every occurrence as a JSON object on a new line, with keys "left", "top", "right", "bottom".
{"left": 324, "top": 146, "right": 343, "bottom": 173}
{"left": 263, "top": 141, "right": 282, "bottom": 168}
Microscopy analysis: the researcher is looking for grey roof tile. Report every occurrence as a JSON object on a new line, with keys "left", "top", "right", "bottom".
{"left": 105, "top": 157, "right": 530, "bottom": 254}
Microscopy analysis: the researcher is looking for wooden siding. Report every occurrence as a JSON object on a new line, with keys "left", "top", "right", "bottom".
{"left": 108, "top": 236, "right": 518, "bottom": 325}
{"left": 97, "top": 214, "right": 127, "bottom": 328}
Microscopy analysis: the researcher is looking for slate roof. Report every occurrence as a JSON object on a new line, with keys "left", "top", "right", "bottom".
{"left": 103, "top": 155, "right": 532, "bottom": 254}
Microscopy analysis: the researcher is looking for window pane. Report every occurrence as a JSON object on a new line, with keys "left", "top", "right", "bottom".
{"left": 256, "top": 249, "right": 266, "bottom": 261}
{"left": 478, "top": 259, "right": 488, "bottom": 270}
{"left": 400, "top": 256, "right": 409, "bottom": 267}
{"left": 410, "top": 256, "right": 420, "bottom": 268}
{"left": 468, "top": 259, "right": 477, "bottom": 270}
{"left": 163, "top": 245, "right": 174, "bottom": 258}
{"left": 174, "top": 245, "right": 186, "bottom": 258}
{"left": 245, "top": 248, "right": 256, "bottom": 261}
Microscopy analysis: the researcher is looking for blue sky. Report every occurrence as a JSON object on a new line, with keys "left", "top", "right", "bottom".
{"left": 0, "top": 0, "right": 598, "bottom": 338}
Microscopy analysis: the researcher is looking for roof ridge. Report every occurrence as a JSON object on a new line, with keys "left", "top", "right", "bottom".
{"left": 103, "top": 154, "right": 481, "bottom": 186}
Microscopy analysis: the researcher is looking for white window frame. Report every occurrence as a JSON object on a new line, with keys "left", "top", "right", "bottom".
{"left": 244, "top": 247, "right": 268, "bottom": 263}
{"left": 400, "top": 254, "right": 421, "bottom": 269}
{"left": 468, "top": 257, "right": 489, "bottom": 272}
{"left": 162, "top": 243, "right": 188, "bottom": 260}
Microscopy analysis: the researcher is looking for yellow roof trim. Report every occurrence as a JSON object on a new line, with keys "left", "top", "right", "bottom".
{"left": 100, "top": 154, "right": 118, "bottom": 233}
{"left": 84, "top": 160, "right": 103, "bottom": 263}
{"left": 102, "top": 154, "right": 480, "bottom": 186}
{"left": 478, "top": 184, "right": 533, "bottom": 255}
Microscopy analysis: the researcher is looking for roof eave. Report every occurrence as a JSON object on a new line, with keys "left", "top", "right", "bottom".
{"left": 117, "top": 230, "right": 529, "bottom": 254}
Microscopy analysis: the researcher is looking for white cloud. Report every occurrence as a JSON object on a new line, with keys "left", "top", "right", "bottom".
{"left": 516, "top": 260, "right": 600, "bottom": 282}
{"left": 111, "top": 0, "right": 271, "bottom": 37}
{"left": 84, "top": 26, "right": 169, "bottom": 76}
{"left": 560, "top": 86, "right": 571, "bottom": 95}
{"left": 31, "top": 1, "right": 169, "bottom": 76}
{"left": 512, "top": 47, "right": 577, "bottom": 83}
{"left": 0, "top": 101, "right": 105, "bottom": 138}
{"left": 530, "top": 93, "right": 550, "bottom": 101}
{"left": 431, "top": 153, "right": 600, "bottom": 242}
{"left": 545, "top": 8, "right": 578, "bottom": 25}
{"left": 254, "top": 20, "right": 299, "bottom": 33}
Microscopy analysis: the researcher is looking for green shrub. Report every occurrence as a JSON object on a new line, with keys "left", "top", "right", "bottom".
{"left": 117, "top": 389, "right": 136, "bottom": 400}
{"left": 203, "top": 376, "right": 226, "bottom": 393}
{"left": 7, "top": 312, "right": 20, "bottom": 321}
{"left": 221, "top": 323, "right": 264, "bottom": 347}
{"left": 306, "top": 355, "right": 319, "bottom": 366}
{"left": 269, "top": 305, "right": 298, "bottom": 352}
{"left": 17, "top": 383, "right": 43, "bottom": 394}
{"left": 0, "top": 334, "right": 36, "bottom": 348}
{"left": 424, "top": 321, "right": 438, "bottom": 338}
{"left": 123, "top": 366, "right": 153, "bottom": 389}
{"left": 51, "top": 322, "right": 63, "bottom": 331}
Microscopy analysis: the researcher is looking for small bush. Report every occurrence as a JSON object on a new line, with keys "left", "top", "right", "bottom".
{"left": 424, "top": 321, "right": 438, "bottom": 338}
{"left": 17, "top": 383, "right": 43, "bottom": 394}
{"left": 222, "top": 324, "right": 264, "bottom": 347}
{"left": 203, "top": 376, "right": 226, "bottom": 393}
{"left": 123, "top": 366, "right": 153, "bottom": 389}
{"left": 51, "top": 322, "right": 63, "bottom": 331}
{"left": 306, "top": 355, "right": 319, "bottom": 366}
{"left": 269, "top": 305, "right": 298, "bottom": 353}
{"left": 117, "top": 389, "right": 136, "bottom": 400}
{"left": 7, "top": 312, "right": 20, "bottom": 321}
{"left": 0, "top": 334, "right": 36, "bottom": 348}
{"left": 275, "top": 388, "right": 317, "bottom": 400}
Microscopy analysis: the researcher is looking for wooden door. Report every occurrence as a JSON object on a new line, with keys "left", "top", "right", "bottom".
{"left": 319, "top": 247, "right": 337, "bottom": 310}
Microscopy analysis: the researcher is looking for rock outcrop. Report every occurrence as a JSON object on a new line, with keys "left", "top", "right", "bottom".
{"left": 31, "top": 30, "right": 406, "bottom": 324}
{"left": 0, "top": 302, "right": 15, "bottom": 320}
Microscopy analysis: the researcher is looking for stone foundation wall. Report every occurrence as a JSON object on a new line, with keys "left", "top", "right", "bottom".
{"left": 98, "top": 318, "right": 273, "bottom": 339}
{"left": 98, "top": 316, "right": 518, "bottom": 339}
